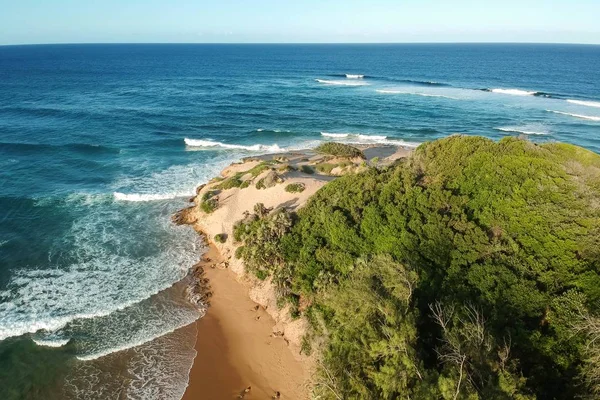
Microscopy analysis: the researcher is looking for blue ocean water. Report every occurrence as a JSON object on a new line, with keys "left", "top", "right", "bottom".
{"left": 0, "top": 43, "right": 599, "bottom": 399}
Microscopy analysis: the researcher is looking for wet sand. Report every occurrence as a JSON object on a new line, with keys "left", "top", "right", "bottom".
{"left": 182, "top": 244, "right": 309, "bottom": 400}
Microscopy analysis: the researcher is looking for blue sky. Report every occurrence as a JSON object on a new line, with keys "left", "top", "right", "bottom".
{"left": 1, "top": 0, "right": 599, "bottom": 45}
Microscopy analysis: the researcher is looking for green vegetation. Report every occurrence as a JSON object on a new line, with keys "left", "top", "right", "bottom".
{"left": 285, "top": 183, "right": 306, "bottom": 193}
{"left": 255, "top": 177, "right": 266, "bottom": 190}
{"left": 316, "top": 142, "right": 365, "bottom": 159}
{"left": 233, "top": 136, "right": 600, "bottom": 399}
{"left": 300, "top": 165, "right": 314, "bottom": 174}
{"left": 315, "top": 163, "right": 336, "bottom": 175}
{"left": 214, "top": 233, "right": 227, "bottom": 243}
{"left": 215, "top": 176, "right": 243, "bottom": 190}
{"left": 200, "top": 191, "right": 218, "bottom": 213}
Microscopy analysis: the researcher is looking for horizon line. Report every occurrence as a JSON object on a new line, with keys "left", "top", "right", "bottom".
{"left": 2, "top": 41, "right": 600, "bottom": 47}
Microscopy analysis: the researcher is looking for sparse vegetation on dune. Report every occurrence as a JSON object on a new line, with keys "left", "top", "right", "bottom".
{"left": 315, "top": 142, "right": 365, "bottom": 159}
{"left": 233, "top": 136, "right": 600, "bottom": 399}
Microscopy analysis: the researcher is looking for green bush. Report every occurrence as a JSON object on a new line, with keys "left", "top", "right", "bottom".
{"left": 315, "top": 163, "right": 336, "bottom": 174}
{"left": 234, "top": 136, "right": 600, "bottom": 399}
{"left": 216, "top": 176, "right": 243, "bottom": 190}
{"left": 285, "top": 183, "right": 306, "bottom": 193}
{"left": 214, "top": 233, "right": 227, "bottom": 243}
{"left": 316, "top": 142, "right": 365, "bottom": 159}
{"left": 239, "top": 180, "right": 250, "bottom": 189}
{"left": 300, "top": 165, "right": 314, "bottom": 174}
{"left": 255, "top": 177, "right": 266, "bottom": 190}
{"left": 199, "top": 191, "right": 218, "bottom": 213}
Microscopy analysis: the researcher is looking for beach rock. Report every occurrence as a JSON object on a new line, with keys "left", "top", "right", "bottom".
{"left": 262, "top": 170, "right": 283, "bottom": 188}
{"left": 185, "top": 263, "right": 212, "bottom": 308}
{"left": 195, "top": 183, "right": 206, "bottom": 195}
{"left": 171, "top": 206, "right": 197, "bottom": 225}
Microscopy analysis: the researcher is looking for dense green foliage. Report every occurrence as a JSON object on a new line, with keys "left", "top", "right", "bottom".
{"left": 316, "top": 142, "right": 365, "bottom": 159}
{"left": 285, "top": 183, "right": 306, "bottom": 193}
{"left": 234, "top": 136, "right": 600, "bottom": 399}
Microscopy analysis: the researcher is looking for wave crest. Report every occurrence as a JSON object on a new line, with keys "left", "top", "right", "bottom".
{"left": 567, "top": 99, "right": 600, "bottom": 108}
{"left": 345, "top": 74, "right": 365, "bottom": 79}
{"left": 315, "top": 79, "right": 369, "bottom": 86}
{"left": 184, "top": 138, "right": 284, "bottom": 152}
{"left": 495, "top": 126, "right": 548, "bottom": 135}
{"left": 113, "top": 192, "right": 188, "bottom": 202}
{"left": 547, "top": 110, "right": 600, "bottom": 121}
{"left": 490, "top": 88, "right": 538, "bottom": 96}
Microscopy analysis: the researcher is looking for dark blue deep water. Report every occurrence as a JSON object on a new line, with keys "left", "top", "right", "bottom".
{"left": 0, "top": 44, "right": 599, "bottom": 399}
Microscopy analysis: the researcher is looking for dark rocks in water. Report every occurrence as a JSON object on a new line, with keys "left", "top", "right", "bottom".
{"left": 195, "top": 184, "right": 206, "bottom": 195}
{"left": 185, "top": 262, "right": 212, "bottom": 308}
{"left": 172, "top": 206, "right": 196, "bottom": 225}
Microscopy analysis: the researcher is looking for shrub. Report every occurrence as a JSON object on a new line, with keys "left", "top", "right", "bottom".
{"left": 316, "top": 142, "right": 365, "bottom": 159}
{"left": 300, "top": 165, "right": 314, "bottom": 174}
{"left": 265, "top": 136, "right": 600, "bottom": 399}
{"left": 255, "top": 178, "right": 266, "bottom": 189}
{"left": 214, "top": 233, "right": 227, "bottom": 243}
{"left": 239, "top": 180, "right": 251, "bottom": 189}
{"left": 285, "top": 183, "right": 306, "bottom": 193}
{"left": 199, "top": 191, "right": 218, "bottom": 213}
{"left": 315, "top": 163, "right": 336, "bottom": 174}
{"left": 216, "top": 176, "right": 243, "bottom": 190}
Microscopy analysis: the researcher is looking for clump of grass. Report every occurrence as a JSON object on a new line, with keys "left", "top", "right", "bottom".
{"left": 285, "top": 183, "right": 306, "bottom": 193}
{"left": 316, "top": 142, "right": 365, "bottom": 159}
{"left": 300, "top": 165, "right": 315, "bottom": 174}
{"left": 214, "top": 233, "right": 227, "bottom": 243}
{"left": 256, "top": 177, "right": 266, "bottom": 190}
{"left": 216, "top": 175, "right": 243, "bottom": 190}
{"left": 240, "top": 180, "right": 251, "bottom": 189}
{"left": 315, "top": 163, "right": 336, "bottom": 175}
{"left": 200, "top": 190, "right": 219, "bottom": 213}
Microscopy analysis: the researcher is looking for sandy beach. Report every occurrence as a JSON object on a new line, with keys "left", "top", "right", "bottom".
{"left": 182, "top": 244, "right": 309, "bottom": 400}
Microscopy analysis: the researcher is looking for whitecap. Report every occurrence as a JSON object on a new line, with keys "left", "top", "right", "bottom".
{"left": 321, "top": 132, "right": 350, "bottom": 138}
{"left": 184, "top": 138, "right": 284, "bottom": 152}
{"left": 315, "top": 79, "right": 369, "bottom": 86}
{"left": 491, "top": 88, "right": 537, "bottom": 96}
{"left": 32, "top": 337, "right": 71, "bottom": 348}
{"left": 113, "top": 192, "right": 189, "bottom": 202}
{"left": 566, "top": 99, "right": 600, "bottom": 108}
{"left": 495, "top": 126, "right": 549, "bottom": 135}
{"left": 345, "top": 74, "right": 365, "bottom": 79}
{"left": 376, "top": 89, "right": 459, "bottom": 100}
{"left": 547, "top": 110, "right": 600, "bottom": 121}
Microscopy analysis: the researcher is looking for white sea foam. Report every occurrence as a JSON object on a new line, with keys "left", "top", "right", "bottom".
{"left": 184, "top": 138, "right": 284, "bottom": 152}
{"left": 315, "top": 79, "right": 369, "bottom": 86}
{"left": 320, "top": 132, "right": 420, "bottom": 148}
{"left": 0, "top": 196, "right": 203, "bottom": 342}
{"left": 547, "top": 110, "right": 600, "bottom": 121}
{"left": 113, "top": 192, "right": 189, "bottom": 202}
{"left": 345, "top": 74, "right": 365, "bottom": 79}
{"left": 376, "top": 89, "right": 459, "bottom": 100}
{"left": 491, "top": 88, "right": 537, "bottom": 96}
{"left": 566, "top": 99, "right": 600, "bottom": 108}
{"left": 495, "top": 126, "right": 549, "bottom": 135}
{"left": 32, "top": 337, "right": 71, "bottom": 347}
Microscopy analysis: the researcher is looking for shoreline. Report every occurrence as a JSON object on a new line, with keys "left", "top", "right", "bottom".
{"left": 182, "top": 243, "right": 310, "bottom": 399}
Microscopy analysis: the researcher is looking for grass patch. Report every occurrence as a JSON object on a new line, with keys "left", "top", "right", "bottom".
{"left": 300, "top": 165, "right": 315, "bottom": 174}
{"left": 214, "top": 233, "right": 227, "bottom": 243}
{"left": 285, "top": 183, "right": 306, "bottom": 193}
{"left": 316, "top": 142, "right": 365, "bottom": 159}
{"left": 315, "top": 163, "right": 336, "bottom": 174}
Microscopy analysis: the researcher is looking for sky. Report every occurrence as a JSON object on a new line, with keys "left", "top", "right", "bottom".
{"left": 1, "top": 0, "right": 599, "bottom": 45}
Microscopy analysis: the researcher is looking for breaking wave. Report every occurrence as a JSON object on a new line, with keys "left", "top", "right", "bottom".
{"left": 113, "top": 192, "right": 190, "bottom": 202}
{"left": 490, "top": 88, "right": 538, "bottom": 96}
{"left": 315, "top": 79, "right": 369, "bottom": 86}
{"left": 184, "top": 138, "right": 284, "bottom": 152}
{"left": 376, "top": 90, "right": 459, "bottom": 100}
{"left": 495, "top": 126, "right": 549, "bottom": 135}
{"left": 32, "top": 337, "right": 71, "bottom": 348}
{"left": 547, "top": 110, "right": 600, "bottom": 121}
{"left": 567, "top": 99, "right": 600, "bottom": 108}
{"left": 320, "top": 132, "right": 420, "bottom": 148}
{"left": 345, "top": 74, "right": 365, "bottom": 79}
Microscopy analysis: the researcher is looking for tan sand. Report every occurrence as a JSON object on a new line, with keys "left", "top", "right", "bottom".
{"left": 183, "top": 244, "right": 309, "bottom": 400}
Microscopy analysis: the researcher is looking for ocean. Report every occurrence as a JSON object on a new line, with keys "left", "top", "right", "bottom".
{"left": 0, "top": 43, "right": 599, "bottom": 399}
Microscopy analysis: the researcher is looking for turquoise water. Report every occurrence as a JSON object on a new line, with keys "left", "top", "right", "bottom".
{"left": 0, "top": 44, "right": 599, "bottom": 399}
